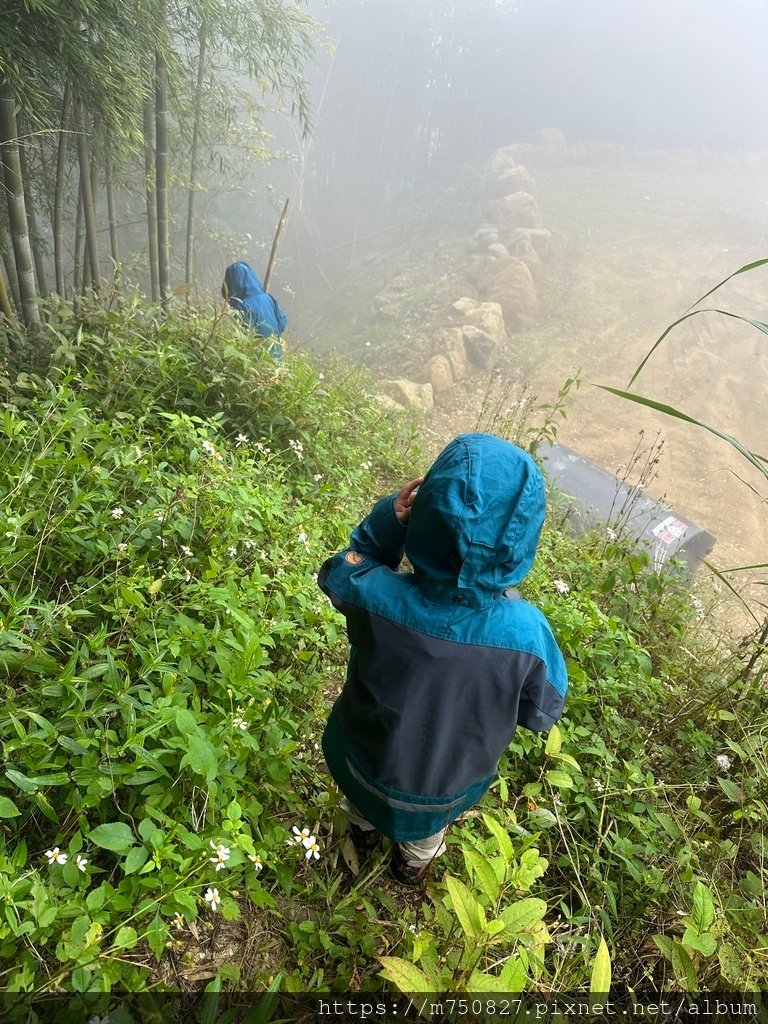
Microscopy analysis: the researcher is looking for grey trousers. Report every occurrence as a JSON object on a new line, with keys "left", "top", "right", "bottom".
{"left": 341, "top": 797, "right": 447, "bottom": 867}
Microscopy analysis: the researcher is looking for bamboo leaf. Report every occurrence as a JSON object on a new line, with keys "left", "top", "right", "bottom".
{"left": 687, "top": 258, "right": 768, "bottom": 310}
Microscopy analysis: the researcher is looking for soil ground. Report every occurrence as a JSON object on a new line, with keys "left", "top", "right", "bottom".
{"left": 301, "top": 159, "right": 767, "bottom": 611}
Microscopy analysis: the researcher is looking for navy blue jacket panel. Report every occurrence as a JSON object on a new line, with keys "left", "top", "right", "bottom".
{"left": 318, "top": 434, "right": 568, "bottom": 840}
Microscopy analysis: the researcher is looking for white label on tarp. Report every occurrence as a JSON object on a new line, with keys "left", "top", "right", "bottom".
{"left": 652, "top": 515, "right": 688, "bottom": 544}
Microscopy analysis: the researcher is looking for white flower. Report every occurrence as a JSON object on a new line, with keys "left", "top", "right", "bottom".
{"left": 202, "top": 439, "right": 217, "bottom": 456}
{"left": 318, "top": 373, "right": 325, "bottom": 380}
{"left": 110, "top": 507, "right": 124, "bottom": 520}
{"left": 361, "top": 460, "right": 372, "bottom": 470}
{"left": 303, "top": 836, "right": 321, "bottom": 861}
{"left": 248, "top": 854, "right": 264, "bottom": 872}
{"left": 76, "top": 855, "right": 88, "bottom": 872}
{"left": 606, "top": 527, "right": 617, "bottom": 541}
{"left": 313, "top": 474, "right": 323, "bottom": 482}
{"left": 89, "top": 1016, "right": 110, "bottom": 1024}
{"left": 117, "top": 543, "right": 128, "bottom": 554}
{"left": 290, "top": 826, "right": 311, "bottom": 846}
{"left": 209, "top": 841, "right": 231, "bottom": 861}
{"left": 204, "top": 887, "right": 220, "bottom": 911}
{"left": 228, "top": 546, "right": 237, "bottom": 557}
{"left": 716, "top": 754, "right": 732, "bottom": 771}
{"left": 231, "top": 716, "right": 247, "bottom": 731}
{"left": 288, "top": 438, "right": 304, "bottom": 460}
{"left": 45, "top": 848, "right": 67, "bottom": 865}
{"left": 235, "top": 433, "right": 249, "bottom": 446}
{"left": 553, "top": 579, "right": 570, "bottom": 595}
{"left": 408, "top": 923, "right": 418, "bottom": 934}
{"left": 593, "top": 779, "right": 605, "bottom": 793}
{"left": 173, "top": 913, "right": 185, "bottom": 930}
{"left": 181, "top": 545, "right": 193, "bottom": 557}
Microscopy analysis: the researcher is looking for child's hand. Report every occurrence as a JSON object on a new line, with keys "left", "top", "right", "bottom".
{"left": 394, "top": 477, "right": 424, "bottom": 524}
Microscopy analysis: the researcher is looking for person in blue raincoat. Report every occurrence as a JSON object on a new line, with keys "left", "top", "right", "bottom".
{"left": 222, "top": 261, "right": 288, "bottom": 360}
{"left": 318, "top": 433, "right": 568, "bottom": 885}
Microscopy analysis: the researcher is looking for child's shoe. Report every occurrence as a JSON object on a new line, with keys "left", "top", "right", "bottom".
{"left": 349, "top": 822, "right": 381, "bottom": 857}
{"left": 390, "top": 844, "right": 431, "bottom": 887}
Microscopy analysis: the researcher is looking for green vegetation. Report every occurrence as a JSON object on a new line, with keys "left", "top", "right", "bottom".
{"left": 0, "top": 306, "right": 766, "bottom": 996}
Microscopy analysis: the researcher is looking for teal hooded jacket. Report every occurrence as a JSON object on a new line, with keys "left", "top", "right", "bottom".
{"left": 319, "top": 433, "right": 568, "bottom": 840}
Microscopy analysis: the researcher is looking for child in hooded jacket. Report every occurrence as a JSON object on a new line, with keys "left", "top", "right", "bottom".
{"left": 318, "top": 432, "right": 568, "bottom": 885}
{"left": 222, "top": 261, "right": 287, "bottom": 360}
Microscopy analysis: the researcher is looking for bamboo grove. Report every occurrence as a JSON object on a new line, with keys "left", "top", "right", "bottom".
{"left": 0, "top": 0, "right": 317, "bottom": 329}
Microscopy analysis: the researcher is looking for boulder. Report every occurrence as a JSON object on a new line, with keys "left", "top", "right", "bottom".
{"left": 450, "top": 297, "right": 479, "bottom": 316}
{"left": 434, "top": 327, "right": 469, "bottom": 381}
{"left": 478, "top": 260, "right": 538, "bottom": 332}
{"left": 488, "top": 242, "right": 511, "bottom": 259}
{"left": 532, "top": 128, "right": 568, "bottom": 166}
{"left": 504, "top": 234, "right": 540, "bottom": 276}
{"left": 426, "top": 355, "right": 454, "bottom": 402}
{"left": 504, "top": 227, "right": 551, "bottom": 259}
{"left": 483, "top": 191, "right": 538, "bottom": 230}
{"left": 489, "top": 165, "right": 534, "bottom": 197}
{"left": 463, "top": 301, "right": 507, "bottom": 346}
{"left": 462, "top": 326, "right": 500, "bottom": 370}
{"left": 379, "top": 379, "right": 434, "bottom": 413}
{"left": 488, "top": 144, "right": 519, "bottom": 175}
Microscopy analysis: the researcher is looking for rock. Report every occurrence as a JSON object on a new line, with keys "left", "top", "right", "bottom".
{"left": 450, "top": 297, "right": 479, "bottom": 316}
{"left": 532, "top": 128, "right": 568, "bottom": 165}
{"left": 488, "top": 144, "right": 519, "bottom": 175}
{"left": 375, "top": 394, "right": 406, "bottom": 412}
{"left": 433, "top": 327, "right": 469, "bottom": 381}
{"left": 482, "top": 191, "right": 538, "bottom": 230}
{"left": 462, "top": 326, "right": 500, "bottom": 369}
{"left": 488, "top": 242, "right": 510, "bottom": 259}
{"left": 504, "top": 227, "right": 551, "bottom": 260}
{"left": 472, "top": 226, "right": 499, "bottom": 246}
{"left": 478, "top": 260, "right": 538, "bottom": 332}
{"left": 379, "top": 379, "right": 434, "bottom": 413}
{"left": 504, "top": 234, "right": 540, "bottom": 276}
{"left": 489, "top": 165, "right": 534, "bottom": 196}
{"left": 463, "top": 301, "right": 507, "bottom": 346}
{"left": 426, "top": 355, "right": 454, "bottom": 402}
{"left": 467, "top": 254, "right": 498, "bottom": 287}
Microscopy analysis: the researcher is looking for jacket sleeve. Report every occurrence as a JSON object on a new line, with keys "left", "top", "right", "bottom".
{"left": 318, "top": 494, "right": 406, "bottom": 612}
{"left": 516, "top": 626, "right": 568, "bottom": 733}
{"left": 271, "top": 296, "right": 288, "bottom": 333}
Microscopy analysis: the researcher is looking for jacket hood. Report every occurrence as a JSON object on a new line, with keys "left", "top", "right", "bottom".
{"left": 223, "top": 261, "right": 265, "bottom": 300}
{"left": 405, "top": 433, "right": 545, "bottom": 608}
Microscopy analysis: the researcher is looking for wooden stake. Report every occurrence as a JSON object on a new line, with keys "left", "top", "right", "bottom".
{"left": 263, "top": 198, "right": 289, "bottom": 293}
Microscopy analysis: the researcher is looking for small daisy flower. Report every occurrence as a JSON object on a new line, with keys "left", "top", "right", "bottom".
{"left": 553, "top": 579, "right": 570, "bottom": 595}
{"left": 361, "top": 460, "right": 372, "bottom": 470}
{"left": 173, "top": 913, "right": 185, "bottom": 930}
{"left": 111, "top": 507, "right": 124, "bottom": 520}
{"left": 593, "top": 779, "right": 605, "bottom": 793}
{"left": 76, "top": 855, "right": 88, "bottom": 872}
{"left": 303, "top": 836, "right": 321, "bottom": 861}
{"left": 232, "top": 716, "right": 247, "bottom": 731}
{"left": 181, "top": 545, "right": 193, "bottom": 557}
{"left": 288, "top": 438, "right": 304, "bottom": 460}
{"left": 716, "top": 754, "right": 732, "bottom": 771}
{"left": 117, "top": 542, "right": 128, "bottom": 553}
{"left": 209, "top": 840, "right": 231, "bottom": 861}
{"left": 248, "top": 854, "right": 264, "bottom": 872}
{"left": 290, "top": 826, "right": 311, "bottom": 846}
{"left": 202, "top": 439, "right": 217, "bottom": 456}
{"left": 606, "top": 527, "right": 617, "bottom": 541}
{"left": 235, "top": 433, "right": 249, "bottom": 446}
{"left": 228, "top": 546, "right": 237, "bottom": 557}
{"left": 204, "top": 887, "right": 220, "bottom": 911}
{"left": 313, "top": 474, "right": 323, "bottom": 482}
{"left": 89, "top": 1016, "right": 110, "bottom": 1024}
{"left": 45, "top": 848, "right": 67, "bottom": 865}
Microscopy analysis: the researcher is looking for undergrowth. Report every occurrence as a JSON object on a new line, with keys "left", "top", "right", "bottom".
{"left": 0, "top": 303, "right": 765, "bottom": 1000}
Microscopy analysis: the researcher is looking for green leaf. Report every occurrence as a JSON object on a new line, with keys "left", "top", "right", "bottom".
{"left": 445, "top": 874, "right": 486, "bottom": 940}
{"left": 481, "top": 812, "right": 514, "bottom": 865}
{"left": 544, "top": 723, "right": 562, "bottom": 756}
{"left": 499, "top": 898, "right": 547, "bottom": 934}
{"left": 552, "top": 751, "right": 582, "bottom": 773}
{"left": 5, "top": 769, "right": 37, "bottom": 793}
{"left": 682, "top": 928, "right": 717, "bottom": 957}
{"left": 590, "top": 936, "right": 612, "bottom": 995}
{"left": 690, "top": 881, "right": 715, "bottom": 933}
{"left": 499, "top": 955, "right": 527, "bottom": 991}
{"left": 462, "top": 847, "right": 500, "bottom": 905}
{"left": 123, "top": 846, "right": 150, "bottom": 875}
{"left": 717, "top": 777, "right": 743, "bottom": 802}
{"left": 241, "top": 973, "right": 283, "bottom": 1024}
{"left": 467, "top": 970, "right": 510, "bottom": 993}
{"left": 88, "top": 822, "right": 134, "bottom": 852}
{"left": 670, "top": 940, "right": 699, "bottom": 991}
{"left": 113, "top": 925, "right": 138, "bottom": 950}
{"left": 0, "top": 796, "right": 21, "bottom": 817}
{"left": 378, "top": 956, "right": 433, "bottom": 995}
{"left": 545, "top": 770, "right": 574, "bottom": 789}
{"left": 180, "top": 734, "right": 219, "bottom": 785}
{"left": 146, "top": 912, "right": 168, "bottom": 963}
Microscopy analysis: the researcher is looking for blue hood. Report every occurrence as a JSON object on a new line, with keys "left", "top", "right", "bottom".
{"left": 223, "top": 261, "right": 265, "bottom": 300}
{"left": 405, "top": 433, "right": 545, "bottom": 608}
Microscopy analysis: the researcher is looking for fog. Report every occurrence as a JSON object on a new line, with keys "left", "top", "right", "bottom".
{"left": 234, "top": 0, "right": 768, "bottom": 576}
